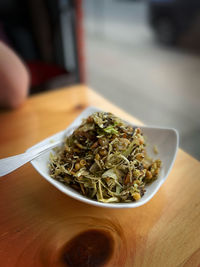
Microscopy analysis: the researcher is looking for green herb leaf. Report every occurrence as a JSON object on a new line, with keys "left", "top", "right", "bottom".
{"left": 103, "top": 125, "right": 118, "bottom": 135}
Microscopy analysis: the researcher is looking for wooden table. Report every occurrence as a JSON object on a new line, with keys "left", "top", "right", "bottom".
{"left": 0, "top": 85, "right": 200, "bottom": 267}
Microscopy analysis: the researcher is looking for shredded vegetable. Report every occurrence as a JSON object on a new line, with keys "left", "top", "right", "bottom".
{"left": 49, "top": 112, "right": 162, "bottom": 203}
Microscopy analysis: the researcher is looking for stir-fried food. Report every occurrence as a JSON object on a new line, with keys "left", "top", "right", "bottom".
{"left": 49, "top": 112, "right": 162, "bottom": 203}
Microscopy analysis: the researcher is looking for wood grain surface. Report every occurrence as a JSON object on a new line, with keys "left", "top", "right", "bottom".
{"left": 0, "top": 85, "right": 200, "bottom": 267}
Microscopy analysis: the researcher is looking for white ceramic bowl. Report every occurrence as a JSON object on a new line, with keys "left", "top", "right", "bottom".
{"left": 28, "top": 107, "right": 179, "bottom": 208}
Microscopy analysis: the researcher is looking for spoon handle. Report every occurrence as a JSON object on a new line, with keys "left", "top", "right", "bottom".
{"left": 0, "top": 140, "right": 62, "bottom": 177}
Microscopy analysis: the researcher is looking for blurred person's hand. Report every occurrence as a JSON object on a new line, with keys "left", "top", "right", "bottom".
{"left": 0, "top": 41, "right": 29, "bottom": 109}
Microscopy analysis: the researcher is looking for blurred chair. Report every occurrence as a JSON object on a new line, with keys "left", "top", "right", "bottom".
{"left": 0, "top": 0, "right": 85, "bottom": 93}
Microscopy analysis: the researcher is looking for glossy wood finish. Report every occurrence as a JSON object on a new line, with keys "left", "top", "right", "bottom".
{"left": 0, "top": 85, "right": 200, "bottom": 267}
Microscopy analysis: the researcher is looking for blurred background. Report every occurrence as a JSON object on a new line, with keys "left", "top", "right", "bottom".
{"left": 0, "top": 0, "right": 200, "bottom": 160}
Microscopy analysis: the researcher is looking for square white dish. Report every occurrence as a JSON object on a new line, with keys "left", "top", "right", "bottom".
{"left": 28, "top": 106, "right": 179, "bottom": 208}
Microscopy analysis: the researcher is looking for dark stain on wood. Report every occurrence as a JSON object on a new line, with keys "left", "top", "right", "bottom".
{"left": 74, "top": 104, "right": 86, "bottom": 111}
{"left": 61, "top": 229, "right": 114, "bottom": 267}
